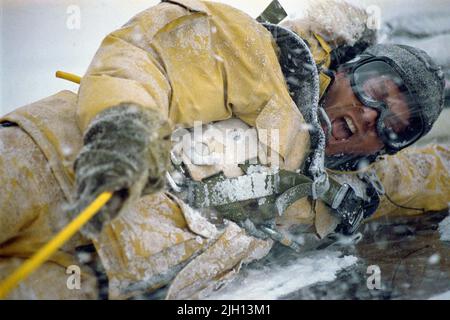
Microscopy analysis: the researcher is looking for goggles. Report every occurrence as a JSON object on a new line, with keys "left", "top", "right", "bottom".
{"left": 342, "top": 56, "right": 425, "bottom": 152}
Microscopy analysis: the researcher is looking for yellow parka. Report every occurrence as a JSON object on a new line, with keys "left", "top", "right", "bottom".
{"left": 0, "top": 0, "right": 449, "bottom": 299}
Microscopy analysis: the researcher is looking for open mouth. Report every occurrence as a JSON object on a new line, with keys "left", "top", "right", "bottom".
{"left": 331, "top": 116, "right": 357, "bottom": 141}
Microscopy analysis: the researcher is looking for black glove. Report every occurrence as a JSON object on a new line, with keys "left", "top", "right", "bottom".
{"left": 72, "top": 103, "right": 172, "bottom": 239}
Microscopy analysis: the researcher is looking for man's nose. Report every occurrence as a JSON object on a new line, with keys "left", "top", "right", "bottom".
{"left": 361, "top": 105, "right": 379, "bottom": 128}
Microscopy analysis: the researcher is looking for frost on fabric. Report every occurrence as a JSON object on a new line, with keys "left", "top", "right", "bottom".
{"left": 439, "top": 213, "right": 450, "bottom": 242}
{"left": 159, "top": 17, "right": 210, "bottom": 51}
{"left": 175, "top": 199, "right": 219, "bottom": 239}
{"left": 288, "top": 0, "right": 372, "bottom": 46}
{"left": 207, "top": 250, "right": 357, "bottom": 300}
{"left": 207, "top": 172, "right": 277, "bottom": 206}
{"left": 93, "top": 194, "right": 211, "bottom": 299}
{"left": 166, "top": 221, "right": 273, "bottom": 299}
{"left": 264, "top": 23, "right": 325, "bottom": 182}
{"left": 374, "top": 145, "right": 449, "bottom": 211}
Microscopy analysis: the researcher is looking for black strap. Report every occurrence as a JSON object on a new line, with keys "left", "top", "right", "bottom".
{"left": 256, "top": 0, "right": 288, "bottom": 24}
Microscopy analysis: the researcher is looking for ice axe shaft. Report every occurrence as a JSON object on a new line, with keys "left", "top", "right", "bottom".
{"left": 55, "top": 70, "right": 81, "bottom": 84}
{"left": 0, "top": 192, "right": 112, "bottom": 299}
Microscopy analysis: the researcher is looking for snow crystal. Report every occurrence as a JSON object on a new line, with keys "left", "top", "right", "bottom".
{"left": 438, "top": 213, "right": 450, "bottom": 242}
{"left": 131, "top": 25, "right": 144, "bottom": 43}
{"left": 213, "top": 54, "right": 224, "bottom": 62}
{"left": 299, "top": 123, "right": 315, "bottom": 132}
{"left": 61, "top": 145, "right": 74, "bottom": 157}
{"left": 428, "top": 253, "right": 441, "bottom": 265}
{"left": 77, "top": 252, "right": 94, "bottom": 264}
{"left": 207, "top": 250, "right": 357, "bottom": 300}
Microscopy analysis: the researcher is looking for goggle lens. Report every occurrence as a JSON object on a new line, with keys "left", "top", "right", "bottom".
{"left": 349, "top": 60, "right": 425, "bottom": 150}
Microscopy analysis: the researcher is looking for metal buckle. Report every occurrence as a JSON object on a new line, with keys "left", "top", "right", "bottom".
{"left": 331, "top": 183, "right": 350, "bottom": 209}
{"left": 344, "top": 210, "right": 365, "bottom": 235}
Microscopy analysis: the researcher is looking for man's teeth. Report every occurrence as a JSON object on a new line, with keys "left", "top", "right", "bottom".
{"left": 344, "top": 116, "right": 357, "bottom": 135}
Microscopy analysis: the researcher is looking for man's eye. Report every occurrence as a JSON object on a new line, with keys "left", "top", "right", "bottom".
{"left": 366, "top": 78, "right": 390, "bottom": 101}
{"left": 384, "top": 111, "right": 409, "bottom": 134}
{"left": 363, "top": 82, "right": 387, "bottom": 101}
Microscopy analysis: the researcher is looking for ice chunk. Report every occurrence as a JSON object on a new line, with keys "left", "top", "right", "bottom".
{"left": 207, "top": 250, "right": 357, "bottom": 300}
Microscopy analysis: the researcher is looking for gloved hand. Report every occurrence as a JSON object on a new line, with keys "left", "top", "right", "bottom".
{"left": 72, "top": 103, "right": 172, "bottom": 239}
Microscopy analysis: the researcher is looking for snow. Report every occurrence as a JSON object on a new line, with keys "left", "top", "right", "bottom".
{"left": 207, "top": 250, "right": 357, "bottom": 300}
{"left": 428, "top": 253, "right": 441, "bottom": 265}
{"left": 287, "top": 0, "right": 370, "bottom": 46}
{"left": 439, "top": 213, "right": 450, "bottom": 242}
{"left": 429, "top": 290, "right": 450, "bottom": 300}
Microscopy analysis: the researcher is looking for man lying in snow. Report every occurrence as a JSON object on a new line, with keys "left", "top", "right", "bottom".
{"left": 0, "top": 0, "right": 448, "bottom": 299}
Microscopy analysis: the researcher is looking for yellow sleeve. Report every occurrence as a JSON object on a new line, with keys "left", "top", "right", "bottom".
{"left": 280, "top": 20, "right": 332, "bottom": 69}
{"left": 76, "top": 4, "right": 182, "bottom": 132}
{"left": 373, "top": 144, "right": 450, "bottom": 218}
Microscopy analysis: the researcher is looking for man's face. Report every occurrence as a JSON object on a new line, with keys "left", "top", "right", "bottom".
{"left": 322, "top": 71, "right": 411, "bottom": 156}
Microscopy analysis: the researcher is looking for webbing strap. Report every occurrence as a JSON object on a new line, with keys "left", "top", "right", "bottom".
{"left": 275, "top": 183, "right": 312, "bottom": 215}
{"left": 188, "top": 172, "right": 280, "bottom": 208}
{"left": 187, "top": 168, "right": 350, "bottom": 215}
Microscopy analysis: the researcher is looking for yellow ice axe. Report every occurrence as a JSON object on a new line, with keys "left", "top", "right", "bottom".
{"left": 0, "top": 192, "right": 112, "bottom": 299}
{"left": 55, "top": 70, "right": 81, "bottom": 84}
